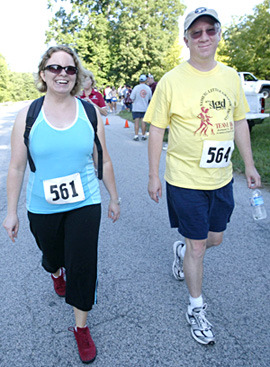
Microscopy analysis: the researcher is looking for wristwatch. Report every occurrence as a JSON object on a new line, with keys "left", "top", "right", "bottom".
{"left": 110, "top": 197, "right": 121, "bottom": 205}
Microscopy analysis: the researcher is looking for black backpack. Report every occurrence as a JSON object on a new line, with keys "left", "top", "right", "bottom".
{"left": 23, "top": 96, "right": 103, "bottom": 180}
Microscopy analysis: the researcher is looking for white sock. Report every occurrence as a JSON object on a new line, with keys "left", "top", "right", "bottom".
{"left": 188, "top": 295, "right": 203, "bottom": 314}
{"left": 75, "top": 325, "right": 87, "bottom": 331}
{"left": 52, "top": 268, "right": 62, "bottom": 278}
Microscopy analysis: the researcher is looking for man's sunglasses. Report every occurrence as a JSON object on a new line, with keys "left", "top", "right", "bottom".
{"left": 44, "top": 64, "right": 78, "bottom": 75}
{"left": 189, "top": 27, "right": 219, "bottom": 40}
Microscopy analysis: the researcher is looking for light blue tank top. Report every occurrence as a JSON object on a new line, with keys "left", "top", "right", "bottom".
{"left": 26, "top": 98, "right": 101, "bottom": 214}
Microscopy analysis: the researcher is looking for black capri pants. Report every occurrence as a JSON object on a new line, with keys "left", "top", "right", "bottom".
{"left": 28, "top": 204, "right": 101, "bottom": 311}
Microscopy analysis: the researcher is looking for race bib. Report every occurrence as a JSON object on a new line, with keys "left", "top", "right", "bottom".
{"left": 43, "top": 173, "right": 85, "bottom": 204}
{"left": 200, "top": 140, "right": 234, "bottom": 168}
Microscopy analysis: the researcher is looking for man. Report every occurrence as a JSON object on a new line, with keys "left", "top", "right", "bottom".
{"left": 147, "top": 74, "right": 158, "bottom": 95}
{"left": 130, "top": 74, "right": 152, "bottom": 141}
{"left": 145, "top": 7, "right": 261, "bottom": 345}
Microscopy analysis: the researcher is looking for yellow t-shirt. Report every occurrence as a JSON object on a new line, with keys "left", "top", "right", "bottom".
{"left": 144, "top": 61, "right": 249, "bottom": 190}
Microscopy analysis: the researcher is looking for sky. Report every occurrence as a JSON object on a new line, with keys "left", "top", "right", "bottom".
{"left": 0, "top": 0, "right": 263, "bottom": 73}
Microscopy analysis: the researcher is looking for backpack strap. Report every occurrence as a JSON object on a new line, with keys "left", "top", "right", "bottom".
{"left": 24, "top": 96, "right": 45, "bottom": 172}
{"left": 80, "top": 99, "right": 103, "bottom": 180}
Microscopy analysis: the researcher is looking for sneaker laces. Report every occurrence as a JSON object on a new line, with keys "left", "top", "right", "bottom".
{"left": 193, "top": 304, "right": 213, "bottom": 331}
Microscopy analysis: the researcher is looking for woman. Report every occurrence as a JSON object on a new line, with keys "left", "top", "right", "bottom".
{"left": 103, "top": 86, "right": 112, "bottom": 112}
{"left": 79, "top": 69, "right": 108, "bottom": 116}
{"left": 124, "top": 85, "right": 133, "bottom": 112}
{"left": 2, "top": 45, "right": 120, "bottom": 364}
{"left": 111, "top": 86, "right": 118, "bottom": 113}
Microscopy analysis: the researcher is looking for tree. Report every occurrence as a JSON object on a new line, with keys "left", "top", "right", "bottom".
{"left": 108, "top": 0, "right": 184, "bottom": 84}
{"left": 9, "top": 73, "right": 41, "bottom": 101}
{"left": 218, "top": 0, "right": 270, "bottom": 79}
{"left": 0, "top": 54, "right": 40, "bottom": 102}
{"left": 0, "top": 54, "right": 11, "bottom": 102}
{"left": 46, "top": 0, "right": 185, "bottom": 86}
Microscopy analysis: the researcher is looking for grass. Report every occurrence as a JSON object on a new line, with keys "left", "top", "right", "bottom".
{"left": 118, "top": 104, "right": 270, "bottom": 187}
{"left": 118, "top": 110, "right": 150, "bottom": 132}
{"left": 118, "top": 110, "right": 133, "bottom": 121}
{"left": 232, "top": 100, "right": 270, "bottom": 187}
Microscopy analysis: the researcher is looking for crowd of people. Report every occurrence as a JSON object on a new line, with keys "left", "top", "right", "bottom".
{"left": 79, "top": 75, "right": 158, "bottom": 142}
{"left": 88, "top": 75, "right": 157, "bottom": 117}
{"left": 2, "top": 6, "right": 262, "bottom": 365}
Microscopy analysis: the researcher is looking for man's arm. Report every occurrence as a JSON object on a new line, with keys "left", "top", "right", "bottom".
{"left": 234, "top": 118, "right": 261, "bottom": 188}
{"left": 148, "top": 124, "right": 165, "bottom": 203}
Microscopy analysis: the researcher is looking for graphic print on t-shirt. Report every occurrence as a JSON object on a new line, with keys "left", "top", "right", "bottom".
{"left": 194, "top": 88, "right": 234, "bottom": 137}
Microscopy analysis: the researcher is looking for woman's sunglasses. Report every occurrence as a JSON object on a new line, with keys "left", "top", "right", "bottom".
{"left": 189, "top": 27, "right": 219, "bottom": 40}
{"left": 44, "top": 64, "right": 78, "bottom": 75}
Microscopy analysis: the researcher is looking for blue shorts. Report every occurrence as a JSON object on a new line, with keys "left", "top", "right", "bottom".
{"left": 132, "top": 111, "right": 145, "bottom": 120}
{"left": 166, "top": 180, "right": 234, "bottom": 240}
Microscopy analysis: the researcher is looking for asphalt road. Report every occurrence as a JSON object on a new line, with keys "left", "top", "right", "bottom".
{"left": 0, "top": 102, "right": 269, "bottom": 367}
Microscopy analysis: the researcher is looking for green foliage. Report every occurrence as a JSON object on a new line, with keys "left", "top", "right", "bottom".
{"left": 0, "top": 54, "right": 41, "bottom": 102}
{"left": 232, "top": 98, "right": 270, "bottom": 186}
{"left": 0, "top": 54, "right": 12, "bottom": 102}
{"left": 232, "top": 119, "right": 270, "bottom": 187}
{"left": 46, "top": 0, "right": 185, "bottom": 87}
{"left": 218, "top": 0, "right": 270, "bottom": 78}
{"left": 9, "top": 73, "right": 41, "bottom": 102}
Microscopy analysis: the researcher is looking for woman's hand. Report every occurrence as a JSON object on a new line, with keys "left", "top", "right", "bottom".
{"left": 108, "top": 199, "right": 121, "bottom": 223}
{"left": 3, "top": 214, "right": 19, "bottom": 243}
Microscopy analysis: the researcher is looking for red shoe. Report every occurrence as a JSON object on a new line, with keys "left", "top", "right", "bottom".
{"left": 69, "top": 326, "right": 96, "bottom": 363}
{"left": 51, "top": 268, "right": 66, "bottom": 297}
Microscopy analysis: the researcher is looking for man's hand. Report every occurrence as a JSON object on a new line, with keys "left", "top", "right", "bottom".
{"left": 148, "top": 175, "right": 162, "bottom": 203}
{"left": 245, "top": 166, "right": 261, "bottom": 189}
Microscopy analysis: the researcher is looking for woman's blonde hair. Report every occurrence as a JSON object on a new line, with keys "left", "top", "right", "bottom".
{"left": 36, "top": 45, "right": 84, "bottom": 96}
{"left": 82, "top": 69, "right": 96, "bottom": 88}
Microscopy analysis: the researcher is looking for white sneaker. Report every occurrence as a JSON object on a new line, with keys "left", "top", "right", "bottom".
{"left": 186, "top": 304, "right": 215, "bottom": 345}
{"left": 172, "top": 241, "right": 185, "bottom": 281}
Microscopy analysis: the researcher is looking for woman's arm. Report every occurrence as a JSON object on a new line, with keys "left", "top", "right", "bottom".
{"left": 93, "top": 110, "right": 120, "bottom": 222}
{"left": 81, "top": 96, "right": 108, "bottom": 116}
{"left": 3, "top": 106, "right": 28, "bottom": 242}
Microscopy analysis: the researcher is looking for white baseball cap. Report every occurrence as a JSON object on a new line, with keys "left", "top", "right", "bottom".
{"left": 139, "top": 74, "right": 147, "bottom": 82}
{"left": 184, "top": 7, "right": 220, "bottom": 31}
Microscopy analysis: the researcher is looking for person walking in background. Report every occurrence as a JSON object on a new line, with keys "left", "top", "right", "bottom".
{"left": 2, "top": 45, "right": 120, "bottom": 363}
{"left": 147, "top": 74, "right": 158, "bottom": 95}
{"left": 130, "top": 74, "right": 152, "bottom": 141}
{"left": 111, "top": 86, "right": 118, "bottom": 113}
{"left": 123, "top": 85, "right": 133, "bottom": 112}
{"left": 145, "top": 7, "right": 261, "bottom": 345}
{"left": 79, "top": 69, "right": 108, "bottom": 116}
{"left": 104, "top": 85, "right": 112, "bottom": 112}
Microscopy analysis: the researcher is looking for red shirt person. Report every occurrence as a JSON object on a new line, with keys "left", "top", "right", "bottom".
{"left": 79, "top": 70, "right": 108, "bottom": 116}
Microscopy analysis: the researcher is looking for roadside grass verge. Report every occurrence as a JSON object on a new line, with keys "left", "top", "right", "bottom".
{"left": 118, "top": 110, "right": 132, "bottom": 121}
{"left": 118, "top": 110, "right": 150, "bottom": 132}
{"left": 118, "top": 104, "right": 270, "bottom": 187}
{"left": 232, "top": 100, "right": 270, "bottom": 187}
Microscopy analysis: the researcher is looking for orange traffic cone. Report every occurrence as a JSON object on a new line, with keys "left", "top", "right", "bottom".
{"left": 124, "top": 120, "right": 129, "bottom": 128}
{"left": 105, "top": 118, "right": 110, "bottom": 125}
